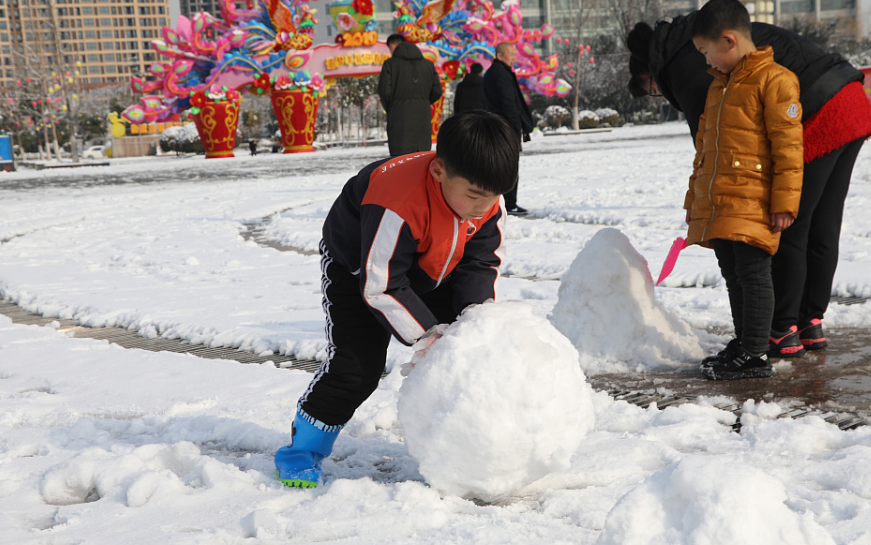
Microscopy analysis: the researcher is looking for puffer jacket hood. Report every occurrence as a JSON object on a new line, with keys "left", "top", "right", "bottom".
{"left": 391, "top": 41, "right": 425, "bottom": 61}
{"left": 685, "top": 47, "right": 804, "bottom": 256}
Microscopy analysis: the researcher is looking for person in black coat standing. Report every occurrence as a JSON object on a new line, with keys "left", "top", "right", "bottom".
{"left": 454, "top": 63, "right": 485, "bottom": 113}
{"left": 484, "top": 42, "right": 534, "bottom": 216}
{"left": 627, "top": 14, "right": 871, "bottom": 357}
{"left": 378, "top": 34, "right": 443, "bottom": 156}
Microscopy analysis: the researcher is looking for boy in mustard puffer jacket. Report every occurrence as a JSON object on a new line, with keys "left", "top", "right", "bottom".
{"left": 685, "top": 0, "right": 803, "bottom": 380}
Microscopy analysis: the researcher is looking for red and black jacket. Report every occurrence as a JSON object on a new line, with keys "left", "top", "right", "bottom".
{"left": 322, "top": 152, "right": 506, "bottom": 346}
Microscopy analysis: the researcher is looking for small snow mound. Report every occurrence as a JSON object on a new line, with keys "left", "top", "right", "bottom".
{"left": 550, "top": 228, "right": 704, "bottom": 374}
{"left": 398, "top": 301, "right": 595, "bottom": 501}
{"left": 598, "top": 456, "right": 834, "bottom": 545}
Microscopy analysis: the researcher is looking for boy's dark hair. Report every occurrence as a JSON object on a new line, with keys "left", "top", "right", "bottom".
{"left": 470, "top": 63, "right": 483, "bottom": 75}
{"left": 437, "top": 111, "right": 520, "bottom": 195}
{"left": 691, "top": 0, "right": 752, "bottom": 41}
{"left": 386, "top": 34, "right": 406, "bottom": 47}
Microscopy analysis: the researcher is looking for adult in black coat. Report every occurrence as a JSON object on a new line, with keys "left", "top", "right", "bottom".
{"left": 378, "top": 34, "right": 443, "bottom": 156}
{"left": 454, "top": 63, "right": 485, "bottom": 113}
{"left": 627, "top": 14, "right": 871, "bottom": 355}
{"left": 484, "top": 42, "right": 534, "bottom": 215}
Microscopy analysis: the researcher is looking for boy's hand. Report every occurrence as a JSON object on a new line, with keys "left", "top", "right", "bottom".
{"left": 400, "top": 324, "right": 449, "bottom": 377}
{"left": 685, "top": 209, "right": 692, "bottom": 225}
{"left": 770, "top": 213, "right": 794, "bottom": 233}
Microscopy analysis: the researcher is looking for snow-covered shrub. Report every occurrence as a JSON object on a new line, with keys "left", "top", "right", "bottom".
{"left": 543, "top": 105, "right": 571, "bottom": 129}
{"left": 159, "top": 124, "right": 203, "bottom": 155}
{"left": 595, "top": 108, "right": 620, "bottom": 127}
{"left": 577, "top": 110, "right": 599, "bottom": 129}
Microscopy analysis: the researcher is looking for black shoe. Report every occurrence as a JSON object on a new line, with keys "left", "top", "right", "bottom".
{"left": 798, "top": 319, "right": 827, "bottom": 350}
{"left": 769, "top": 325, "right": 806, "bottom": 358}
{"left": 506, "top": 205, "right": 528, "bottom": 216}
{"left": 701, "top": 348, "right": 774, "bottom": 380}
{"left": 700, "top": 338, "right": 741, "bottom": 368}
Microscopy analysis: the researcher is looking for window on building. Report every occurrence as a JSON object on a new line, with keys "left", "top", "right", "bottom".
{"left": 124, "top": 6, "right": 133, "bottom": 14}
{"left": 82, "top": 6, "right": 92, "bottom": 14}
{"left": 85, "top": 30, "right": 96, "bottom": 38}
{"left": 105, "top": 65, "right": 116, "bottom": 72}
{"left": 126, "top": 17, "right": 135, "bottom": 25}
{"left": 83, "top": 18, "right": 94, "bottom": 26}
{"left": 0, "top": 21, "right": 5, "bottom": 30}
{"left": 89, "top": 65, "right": 99, "bottom": 73}
{"left": 780, "top": 0, "right": 813, "bottom": 13}
{"left": 126, "top": 29, "right": 136, "bottom": 37}
{"left": 87, "top": 53, "right": 98, "bottom": 61}
{"left": 142, "top": 41, "right": 150, "bottom": 49}
{"left": 86, "top": 41, "right": 97, "bottom": 49}
{"left": 104, "top": 52, "right": 114, "bottom": 60}
{"left": 138, "top": 6, "right": 147, "bottom": 14}
{"left": 102, "top": 41, "right": 113, "bottom": 49}
{"left": 100, "top": 18, "right": 110, "bottom": 25}
{"left": 99, "top": 6, "right": 109, "bottom": 13}
{"left": 821, "top": 0, "right": 855, "bottom": 9}
{"left": 101, "top": 30, "right": 112, "bottom": 37}
{"left": 143, "top": 52, "right": 154, "bottom": 61}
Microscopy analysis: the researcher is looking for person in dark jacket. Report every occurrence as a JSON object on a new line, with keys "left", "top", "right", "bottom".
{"left": 627, "top": 14, "right": 871, "bottom": 358}
{"left": 484, "top": 42, "right": 534, "bottom": 216}
{"left": 273, "top": 111, "right": 519, "bottom": 489}
{"left": 378, "top": 34, "right": 443, "bottom": 156}
{"left": 454, "top": 63, "right": 485, "bottom": 113}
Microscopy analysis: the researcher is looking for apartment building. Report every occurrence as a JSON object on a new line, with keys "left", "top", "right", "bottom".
{"left": 0, "top": 0, "right": 171, "bottom": 88}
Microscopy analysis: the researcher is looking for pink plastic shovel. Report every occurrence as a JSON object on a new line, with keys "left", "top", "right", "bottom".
{"left": 656, "top": 237, "right": 687, "bottom": 286}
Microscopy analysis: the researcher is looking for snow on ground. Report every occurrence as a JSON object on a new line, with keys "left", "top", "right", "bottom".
{"left": 2, "top": 123, "right": 871, "bottom": 543}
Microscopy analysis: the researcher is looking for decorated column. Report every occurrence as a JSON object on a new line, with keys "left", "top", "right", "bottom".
{"left": 189, "top": 86, "right": 241, "bottom": 158}
{"left": 263, "top": 71, "right": 325, "bottom": 153}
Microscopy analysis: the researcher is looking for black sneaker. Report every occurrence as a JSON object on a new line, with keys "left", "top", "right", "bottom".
{"left": 798, "top": 319, "right": 827, "bottom": 350}
{"left": 701, "top": 348, "right": 774, "bottom": 380}
{"left": 506, "top": 205, "right": 528, "bottom": 216}
{"left": 769, "top": 325, "right": 806, "bottom": 358}
{"left": 700, "top": 338, "right": 741, "bottom": 368}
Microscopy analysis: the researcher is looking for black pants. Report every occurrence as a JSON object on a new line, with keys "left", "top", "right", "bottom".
{"left": 711, "top": 239, "right": 774, "bottom": 356}
{"left": 503, "top": 180, "right": 518, "bottom": 210}
{"left": 298, "top": 242, "right": 458, "bottom": 427}
{"left": 771, "top": 138, "right": 864, "bottom": 330}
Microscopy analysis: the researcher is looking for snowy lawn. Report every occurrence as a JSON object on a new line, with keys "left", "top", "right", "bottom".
{"left": 2, "top": 123, "right": 871, "bottom": 543}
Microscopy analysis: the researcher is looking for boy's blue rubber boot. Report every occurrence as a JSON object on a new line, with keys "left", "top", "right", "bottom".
{"left": 274, "top": 412, "right": 341, "bottom": 488}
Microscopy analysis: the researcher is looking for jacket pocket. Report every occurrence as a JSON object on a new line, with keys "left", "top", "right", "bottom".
{"left": 728, "top": 152, "right": 770, "bottom": 177}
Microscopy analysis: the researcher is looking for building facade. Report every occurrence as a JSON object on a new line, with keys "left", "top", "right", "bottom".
{"left": 0, "top": 0, "right": 171, "bottom": 87}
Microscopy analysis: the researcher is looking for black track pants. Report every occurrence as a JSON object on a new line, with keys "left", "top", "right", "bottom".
{"left": 771, "top": 138, "right": 864, "bottom": 330}
{"left": 298, "top": 242, "right": 458, "bottom": 427}
{"left": 712, "top": 239, "right": 774, "bottom": 356}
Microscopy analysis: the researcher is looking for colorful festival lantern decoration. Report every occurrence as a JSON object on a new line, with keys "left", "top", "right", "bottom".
{"left": 189, "top": 85, "right": 242, "bottom": 158}
{"left": 119, "top": 0, "right": 573, "bottom": 152}
{"left": 269, "top": 70, "right": 325, "bottom": 153}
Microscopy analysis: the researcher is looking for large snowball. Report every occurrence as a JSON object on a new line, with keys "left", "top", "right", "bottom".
{"left": 550, "top": 228, "right": 704, "bottom": 375}
{"left": 598, "top": 456, "right": 834, "bottom": 545}
{"left": 398, "top": 301, "right": 595, "bottom": 501}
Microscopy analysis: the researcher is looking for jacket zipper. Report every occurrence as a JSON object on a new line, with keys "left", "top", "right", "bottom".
{"left": 701, "top": 60, "right": 746, "bottom": 242}
{"left": 436, "top": 217, "right": 460, "bottom": 287}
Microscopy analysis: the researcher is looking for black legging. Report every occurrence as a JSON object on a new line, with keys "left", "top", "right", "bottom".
{"left": 771, "top": 137, "right": 865, "bottom": 331}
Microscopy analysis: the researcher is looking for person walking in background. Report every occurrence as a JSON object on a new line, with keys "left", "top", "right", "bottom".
{"left": 627, "top": 8, "right": 871, "bottom": 357}
{"left": 377, "top": 34, "right": 442, "bottom": 156}
{"left": 683, "top": 0, "right": 803, "bottom": 380}
{"left": 454, "top": 63, "right": 485, "bottom": 113}
{"left": 483, "top": 42, "right": 534, "bottom": 216}
{"left": 249, "top": 140, "right": 257, "bottom": 156}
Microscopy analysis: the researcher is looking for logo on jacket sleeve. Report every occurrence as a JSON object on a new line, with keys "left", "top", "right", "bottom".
{"left": 786, "top": 104, "right": 799, "bottom": 119}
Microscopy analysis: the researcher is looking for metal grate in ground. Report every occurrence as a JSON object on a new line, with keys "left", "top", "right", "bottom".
{"left": 2, "top": 299, "right": 867, "bottom": 430}
{"left": 609, "top": 390, "right": 868, "bottom": 431}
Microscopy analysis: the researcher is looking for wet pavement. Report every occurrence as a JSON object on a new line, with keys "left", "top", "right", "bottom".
{"left": 588, "top": 328, "right": 871, "bottom": 413}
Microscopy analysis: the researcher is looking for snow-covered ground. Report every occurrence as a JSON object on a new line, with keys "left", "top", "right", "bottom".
{"left": 2, "top": 123, "right": 871, "bottom": 543}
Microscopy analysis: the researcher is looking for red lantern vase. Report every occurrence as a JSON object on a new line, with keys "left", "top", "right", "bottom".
{"left": 430, "top": 79, "right": 447, "bottom": 144}
{"left": 271, "top": 89, "right": 319, "bottom": 153}
{"left": 192, "top": 99, "right": 240, "bottom": 158}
